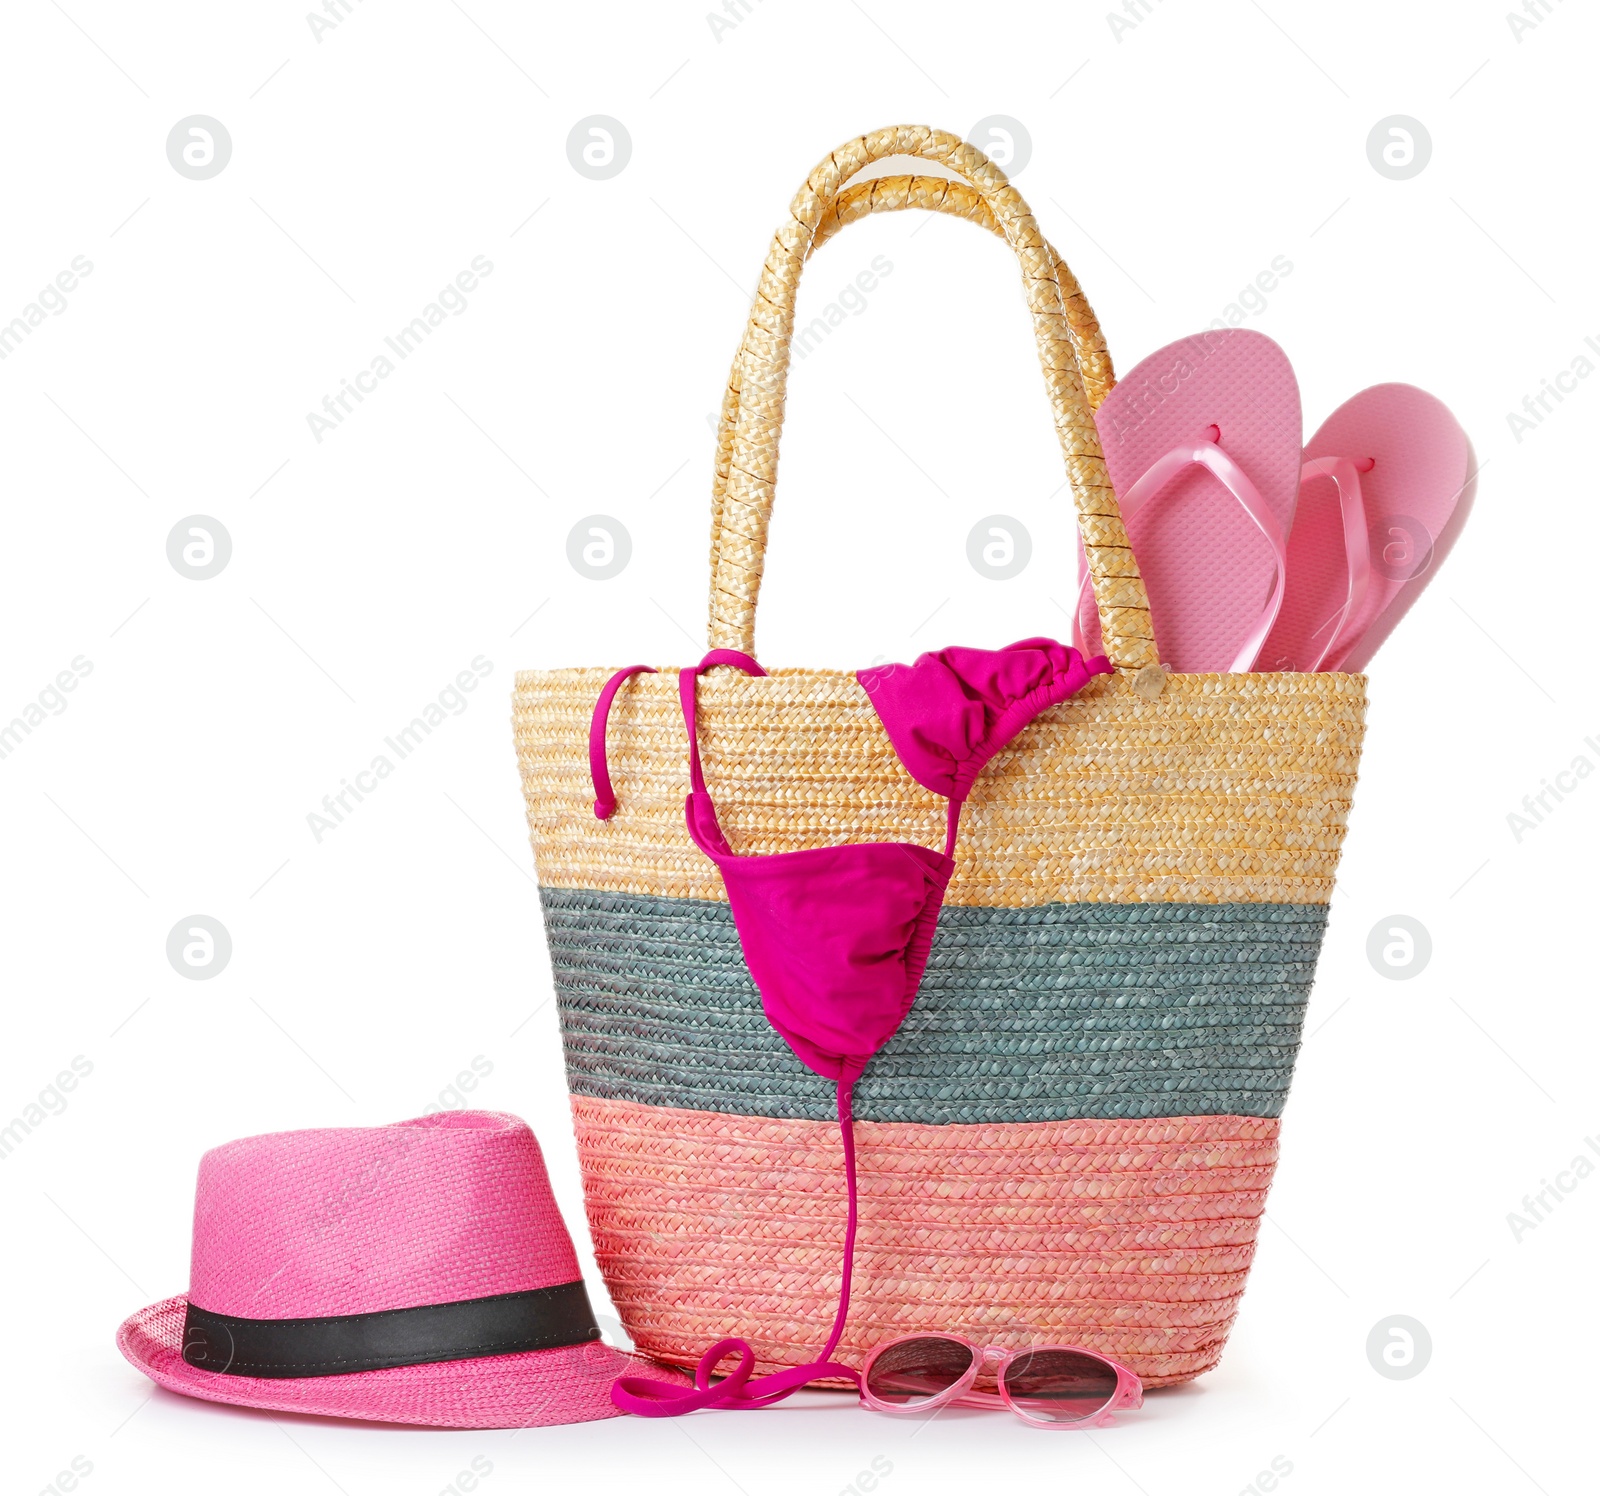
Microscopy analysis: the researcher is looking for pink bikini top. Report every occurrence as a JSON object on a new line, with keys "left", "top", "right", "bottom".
{"left": 682, "top": 650, "right": 955, "bottom": 1083}
{"left": 588, "top": 639, "right": 1110, "bottom": 1415}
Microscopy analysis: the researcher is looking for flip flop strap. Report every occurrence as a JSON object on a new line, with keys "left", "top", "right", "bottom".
{"left": 1075, "top": 436, "right": 1289, "bottom": 673}
{"left": 1297, "top": 455, "right": 1372, "bottom": 671}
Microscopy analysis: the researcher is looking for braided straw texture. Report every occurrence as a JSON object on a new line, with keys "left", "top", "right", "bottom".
{"left": 516, "top": 127, "right": 1371, "bottom": 1388}
{"left": 575, "top": 1096, "right": 1279, "bottom": 1388}
{"left": 543, "top": 890, "right": 1328, "bottom": 1124}
{"left": 811, "top": 174, "right": 1002, "bottom": 255}
{"left": 515, "top": 668, "right": 1366, "bottom": 907}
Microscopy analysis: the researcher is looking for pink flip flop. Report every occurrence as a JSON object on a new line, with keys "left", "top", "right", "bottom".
{"left": 1257, "top": 383, "right": 1473, "bottom": 673}
{"left": 1076, "top": 329, "right": 1303, "bottom": 673}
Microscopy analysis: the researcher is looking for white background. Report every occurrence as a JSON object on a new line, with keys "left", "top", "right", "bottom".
{"left": 2, "top": 2, "right": 1596, "bottom": 1492}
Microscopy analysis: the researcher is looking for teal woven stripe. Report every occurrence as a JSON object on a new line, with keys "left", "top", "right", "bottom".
{"left": 540, "top": 888, "right": 1329, "bottom": 1124}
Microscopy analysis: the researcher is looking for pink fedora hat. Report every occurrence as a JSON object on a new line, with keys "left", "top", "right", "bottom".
{"left": 116, "top": 1110, "right": 681, "bottom": 1427}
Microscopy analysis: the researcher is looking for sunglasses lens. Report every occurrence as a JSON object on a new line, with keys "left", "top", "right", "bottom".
{"left": 865, "top": 1336, "right": 976, "bottom": 1406}
{"left": 1000, "top": 1348, "right": 1120, "bottom": 1423}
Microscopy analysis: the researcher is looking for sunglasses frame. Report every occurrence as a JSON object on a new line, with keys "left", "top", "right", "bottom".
{"left": 858, "top": 1334, "right": 1143, "bottom": 1429}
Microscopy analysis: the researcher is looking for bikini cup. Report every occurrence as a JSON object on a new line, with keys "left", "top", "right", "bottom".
{"left": 679, "top": 654, "right": 956, "bottom": 1083}
{"left": 592, "top": 649, "right": 957, "bottom": 1081}
{"left": 855, "top": 635, "right": 1113, "bottom": 801}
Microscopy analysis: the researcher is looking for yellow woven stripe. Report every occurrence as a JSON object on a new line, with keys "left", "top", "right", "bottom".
{"left": 515, "top": 668, "right": 1365, "bottom": 907}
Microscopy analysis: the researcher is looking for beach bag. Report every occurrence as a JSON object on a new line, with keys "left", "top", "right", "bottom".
{"left": 513, "top": 125, "right": 1366, "bottom": 1388}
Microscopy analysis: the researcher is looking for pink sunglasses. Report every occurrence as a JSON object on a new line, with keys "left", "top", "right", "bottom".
{"left": 859, "top": 1335, "right": 1143, "bottom": 1429}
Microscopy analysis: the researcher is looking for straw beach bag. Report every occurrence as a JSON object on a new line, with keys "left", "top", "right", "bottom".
{"left": 514, "top": 125, "right": 1365, "bottom": 1388}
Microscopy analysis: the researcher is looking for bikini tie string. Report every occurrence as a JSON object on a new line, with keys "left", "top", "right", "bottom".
{"left": 610, "top": 1339, "right": 862, "bottom": 1417}
{"left": 611, "top": 1078, "right": 862, "bottom": 1417}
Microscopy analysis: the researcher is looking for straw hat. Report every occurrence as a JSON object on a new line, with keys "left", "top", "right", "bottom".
{"left": 116, "top": 1110, "right": 681, "bottom": 1427}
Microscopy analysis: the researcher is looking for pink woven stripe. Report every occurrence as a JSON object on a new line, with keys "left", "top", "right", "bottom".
{"left": 573, "top": 1096, "right": 1280, "bottom": 1389}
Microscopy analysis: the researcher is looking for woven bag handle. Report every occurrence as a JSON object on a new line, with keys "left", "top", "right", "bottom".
{"left": 705, "top": 158, "right": 1121, "bottom": 628}
{"left": 708, "top": 174, "right": 1113, "bottom": 564}
{"left": 705, "top": 125, "right": 1158, "bottom": 673}
{"left": 814, "top": 174, "right": 1113, "bottom": 405}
